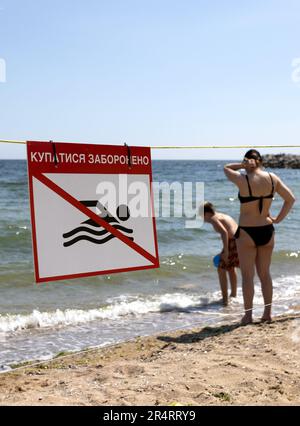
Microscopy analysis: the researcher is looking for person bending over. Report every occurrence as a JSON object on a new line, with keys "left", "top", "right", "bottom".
{"left": 203, "top": 201, "right": 239, "bottom": 306}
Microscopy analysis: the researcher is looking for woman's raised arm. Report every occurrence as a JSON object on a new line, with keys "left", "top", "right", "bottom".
{"left": 223, "top": 162, "right": 245, "bottom": 185}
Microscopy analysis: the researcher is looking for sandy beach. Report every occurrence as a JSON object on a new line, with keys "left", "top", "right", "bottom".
{"left": 0, "top": 312, "right": 300, "bottom": 406}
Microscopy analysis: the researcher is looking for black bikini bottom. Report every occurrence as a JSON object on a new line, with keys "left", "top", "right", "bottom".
{"left": 234, "top": 224, "right": 274, "bottom": 247}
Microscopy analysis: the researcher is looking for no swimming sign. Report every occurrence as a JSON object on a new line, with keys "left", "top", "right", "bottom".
{"left": 27, "top": 141, "right": 159, "bottom": 283}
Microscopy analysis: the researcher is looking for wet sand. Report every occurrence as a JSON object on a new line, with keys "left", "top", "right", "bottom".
{"left": 1, "top": 313, "right": 300, "bottom": 406}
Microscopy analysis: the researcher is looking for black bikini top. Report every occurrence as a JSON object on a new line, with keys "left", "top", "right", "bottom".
{"left": 238, "top": 173, "right": 274, "bottom": 214}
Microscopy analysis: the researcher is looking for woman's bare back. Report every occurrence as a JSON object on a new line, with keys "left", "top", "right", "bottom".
{"left": 238, "top": 170, "right": 277, "bottom": 226}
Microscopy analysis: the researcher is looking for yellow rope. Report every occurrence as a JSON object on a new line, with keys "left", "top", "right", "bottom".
{"left": 0, "top": 139, "right": 26, "bottom": 144}
{"left": 1, "top": 139, "right": 300, "bottom": 149}
{"left": 149, "top": 145, "right": 300, "bottom": 149}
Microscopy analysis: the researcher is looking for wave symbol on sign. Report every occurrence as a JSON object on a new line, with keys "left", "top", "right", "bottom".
{"left": 62, "top": 202, "right": 133, "bottom": 247}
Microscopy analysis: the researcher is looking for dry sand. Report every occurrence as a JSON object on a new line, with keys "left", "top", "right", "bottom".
{"left": 1, "top": 313, "right": 300, "bottom": 406}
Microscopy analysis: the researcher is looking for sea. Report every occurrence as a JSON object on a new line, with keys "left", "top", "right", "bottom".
{"left": 0, "top": 159, "right": 300, "bottom": 371}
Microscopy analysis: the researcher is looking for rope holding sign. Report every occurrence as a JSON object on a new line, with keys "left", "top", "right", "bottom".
{"left": 50, "top": 140, "right": 59, "bottom": 167}
{"left": 124, "top": 142, "right": 132, "bottom": 168}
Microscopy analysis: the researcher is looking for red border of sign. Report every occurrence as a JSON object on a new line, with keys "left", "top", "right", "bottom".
{"left": 27, "top": 141, "right": 159, "bottom": 283}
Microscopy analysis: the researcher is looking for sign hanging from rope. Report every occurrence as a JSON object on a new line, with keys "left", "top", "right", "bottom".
{"left": 27, "top": 141, "right": 159, "bottom": 283}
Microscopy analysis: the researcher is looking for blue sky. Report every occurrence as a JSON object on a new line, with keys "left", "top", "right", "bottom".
{"left": 0, "top": 0, "right": 300, "bottom": 159}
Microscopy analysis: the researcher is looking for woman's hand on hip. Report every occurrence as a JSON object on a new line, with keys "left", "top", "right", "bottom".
{"left": 268, "top": 215, "right": 279, "bottom": 224}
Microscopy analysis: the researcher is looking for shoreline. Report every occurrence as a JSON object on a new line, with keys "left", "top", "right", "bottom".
{"left": 1, "top": 312, "right": 300, "bottom": 406}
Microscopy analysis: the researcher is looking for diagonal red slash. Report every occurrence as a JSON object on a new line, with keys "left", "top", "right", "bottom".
{"left": 33, "top": 172, "right": 158, "bottom": 265}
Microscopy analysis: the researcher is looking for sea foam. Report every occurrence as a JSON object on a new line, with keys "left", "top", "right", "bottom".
{"left": 0, "top": 292, "right": 219, "bottom": 333}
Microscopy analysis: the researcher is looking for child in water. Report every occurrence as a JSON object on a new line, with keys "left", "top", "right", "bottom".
{"left": 202, "top": 202, "right": 239, "bottom": 305}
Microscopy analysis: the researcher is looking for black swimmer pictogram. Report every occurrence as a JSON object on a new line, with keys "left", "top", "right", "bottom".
{"left": 62, "top": 201, "right": 133, "bottom": 247}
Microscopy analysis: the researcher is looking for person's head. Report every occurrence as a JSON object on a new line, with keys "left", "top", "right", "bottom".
{"left": 243, "top": 149, "right": 263, "bottom": 171}
{"left": 201, "top": 201, "right": 216, "bottom": 222}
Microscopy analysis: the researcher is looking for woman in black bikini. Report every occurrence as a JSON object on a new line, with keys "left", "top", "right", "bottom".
{"left": 224, "top": 149, "right": 295, "bottom": 325}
